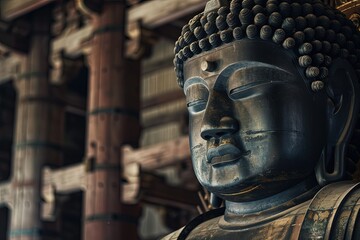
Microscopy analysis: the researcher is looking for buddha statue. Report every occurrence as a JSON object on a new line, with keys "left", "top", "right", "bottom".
{"left": 163, "top": 0, "right": 360, "bottom": 239}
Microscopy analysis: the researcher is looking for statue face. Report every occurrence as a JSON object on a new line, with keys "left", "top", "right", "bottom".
{"left": 184, "top": 40, "right": 329, "bottom": 202}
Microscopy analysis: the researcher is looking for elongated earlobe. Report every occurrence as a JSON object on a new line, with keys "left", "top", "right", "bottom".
{"left": 316, "top": 144, "right": 346, "bottom": 186}
{"left": 315, "top": 59, "right": 360, "bottom": 185}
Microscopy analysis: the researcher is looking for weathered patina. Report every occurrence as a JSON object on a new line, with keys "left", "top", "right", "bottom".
{"left": 164, "top": 0, "right": 360, "bottom": 239}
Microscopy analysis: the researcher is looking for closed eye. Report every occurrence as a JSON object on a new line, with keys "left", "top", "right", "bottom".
{"left": 229, "top": 81, "right": 271, "bottom": 100}
{"left": 227, "top": 65, "right": 293, "bottom": 100}
{"left": 187, "top": 99, "right": 207, "bottom": 113}
{"left": 186, "top": 83, "right": 209, "bottom": 113}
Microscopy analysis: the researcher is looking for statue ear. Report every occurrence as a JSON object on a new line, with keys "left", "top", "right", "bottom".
{"left": 316, "top": 59, "right": 360, "bottom": 186}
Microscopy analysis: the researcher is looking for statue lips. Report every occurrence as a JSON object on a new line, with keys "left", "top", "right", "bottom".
{"left": 206, "top": 143, "right": 244, "bottom": 167}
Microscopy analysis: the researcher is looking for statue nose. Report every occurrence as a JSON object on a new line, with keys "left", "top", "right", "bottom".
{"left": 200, "top": 116, "right": 239, "bottom": 140}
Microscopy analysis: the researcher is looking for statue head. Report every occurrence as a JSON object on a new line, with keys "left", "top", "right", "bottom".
{"left": 174, "top": 0, "right": 360, "bottom": 202}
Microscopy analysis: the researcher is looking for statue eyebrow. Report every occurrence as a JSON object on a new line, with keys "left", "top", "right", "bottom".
{"left": 183, "top": 77, "right": 208, "bottom": 94}
{"left": 214, "top": 64, "right": 293, "bottom": 91}
{"left": 221, "top": 61, "right": 292, "bottom": 77}
{"left": 232, "top": 66, "right": 292, "bottom": 79}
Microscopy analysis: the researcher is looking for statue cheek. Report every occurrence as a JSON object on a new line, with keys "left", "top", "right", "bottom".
{"left": 191, "top": 144, "right": 206, "bottom": 165}
{"left": 189, "top": 113, "right": 205, "bottom": 129}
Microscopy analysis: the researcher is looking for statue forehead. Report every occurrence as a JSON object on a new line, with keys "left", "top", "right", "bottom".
{"left": 183, "top": 40, "right": 298, "bottom": 83}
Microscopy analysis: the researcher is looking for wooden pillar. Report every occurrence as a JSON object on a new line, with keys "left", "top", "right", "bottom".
{"left": 84, "top": 0, "right": 141, "bottom": 239}
{"left": 10, "top": 7, "right": 63, "bottom": 240}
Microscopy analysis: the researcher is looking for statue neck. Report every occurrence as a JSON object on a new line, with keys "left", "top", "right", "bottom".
{"left": 220, "top": 175, "right": 320, "bottom": 229}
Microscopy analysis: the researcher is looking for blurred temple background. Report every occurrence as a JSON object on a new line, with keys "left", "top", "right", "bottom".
{"left": 0, "top": 0, "right": 359, "bottom": 239}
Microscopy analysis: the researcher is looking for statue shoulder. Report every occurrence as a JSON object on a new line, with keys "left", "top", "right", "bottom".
{"left": 161, "top": 207, "right": 225, "bottom": 240}
{"left": 300, "top": 181, "right": 360, "bottom": 239}
{"left": 161, "top": 227, "right": 184, "bottom": 240}
{"left": 161, "top": 216, "right": 221, "bottom": 240}
{"left": 162, "top": 182, "right": 360, "bottom": 240}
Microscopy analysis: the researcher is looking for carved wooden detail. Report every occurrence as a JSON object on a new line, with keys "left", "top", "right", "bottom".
{"left": 0, "top": 0, "right": 55, "bottom": 20}
{"left": 337, "top": 0, "right": 360, "bottom": 30}
{"left": 0, "top": 183, "right": 11, "bottom": 207}
{"left": 0, "top": 19, "right": 31, "bottom": 53}
{"left": 39, "top": 136, "right": 192, "bottom": 214}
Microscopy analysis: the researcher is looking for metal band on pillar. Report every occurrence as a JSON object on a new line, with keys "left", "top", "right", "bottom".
{"left": 83, "top": 0, "right": 141, "bottom": 239}
{"left": 9, "top": 6, "right": 64, "bottom": 240}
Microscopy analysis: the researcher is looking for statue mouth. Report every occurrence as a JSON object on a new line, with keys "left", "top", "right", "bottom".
{"left": 207, "top": 143, "right": 246, "bottom": 167}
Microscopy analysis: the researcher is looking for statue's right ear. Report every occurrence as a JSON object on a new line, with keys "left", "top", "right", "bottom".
{"left": 316, "top": 59, "right": 360, "bottom": 186}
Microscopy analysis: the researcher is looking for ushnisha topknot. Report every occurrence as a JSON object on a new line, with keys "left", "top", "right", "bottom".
{"left": 173, "top": 0, "right": 360, "bottom": 92}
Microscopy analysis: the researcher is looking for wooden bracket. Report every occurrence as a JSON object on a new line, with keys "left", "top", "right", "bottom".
{"left": 41, "top": 164, "right": 86, "bottom": 220}
{"left": 126, "top": 20, "right": 157, "bottom": 60}
{"left": 0, "top": 13, "right": 34, "bottom": 54}
{"left": 0, "top": 0, "right": 55, "bottom": 21}
{"left": 51, "top": 50, "right": 87, "bottom": 85}
{"left": 75, "top": 0, "right": 103, "bottom": 16}
{"left": 0, "top": 31, "right": 29, "bottom": 54}
{"left": 123, "top": 136, "right": 190, "bottom": 170}
{"left": 139, "top": 172, "right": 201, "bottom": 210}
{"left": 0, "top": 53, "right": 22, "bottom": 84}
{"left": 122, "top": 162, "right": 141, "bottom": 204}
{"left": 0, "top": 182, "right": 12, "bottom": 207}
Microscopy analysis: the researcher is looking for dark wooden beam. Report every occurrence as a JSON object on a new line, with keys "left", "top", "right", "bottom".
{"left": 42, "top": 161, "right": 198, "bottom": 212}
{"left": 123, "top": 136, "right": 190, "bottom": 170}
{"left": 43, "top": 164, "right": 86, "bottom": 195}
{"left": 0, "top": 31, "right": 29, "bottom": 53}
{"left": 141, "top": 173, "right": 200, "bottom": 210}
{"left": 43, "top": 135, "right": 190, "bottom": 195}
{"left": 128, "top": 0, "right": 206, "bottom": 28}
{"left": 0, "top": 0, "right": 55, "bottom": 21}
{"left": 142, "top": 90, "right": 184, "bottom": 109}
{"left": 154, "top": 24, "right": 182, "bottom": 41}
{"left": 127, "top": 0, "right": 146, "bottom": 7}
{"left": 142, "top": 57, "right": 174, "bottom": 74}
{"left": 53, "top": 0, "right": 206, "bottom": 58}
{"left": 56, "top": 88, "right": 183, "bottom": 114}
{"left": 142, "top": 110, "right": 187, "bottom": 129}
{"left": 64, "top": 92, "right": 87, "bottom": 112}
{"left": 76, "top": 0, "right": 102, "bottom": 15}
{"left": 1, "top": 0, "right": 205, "bottom": 25}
